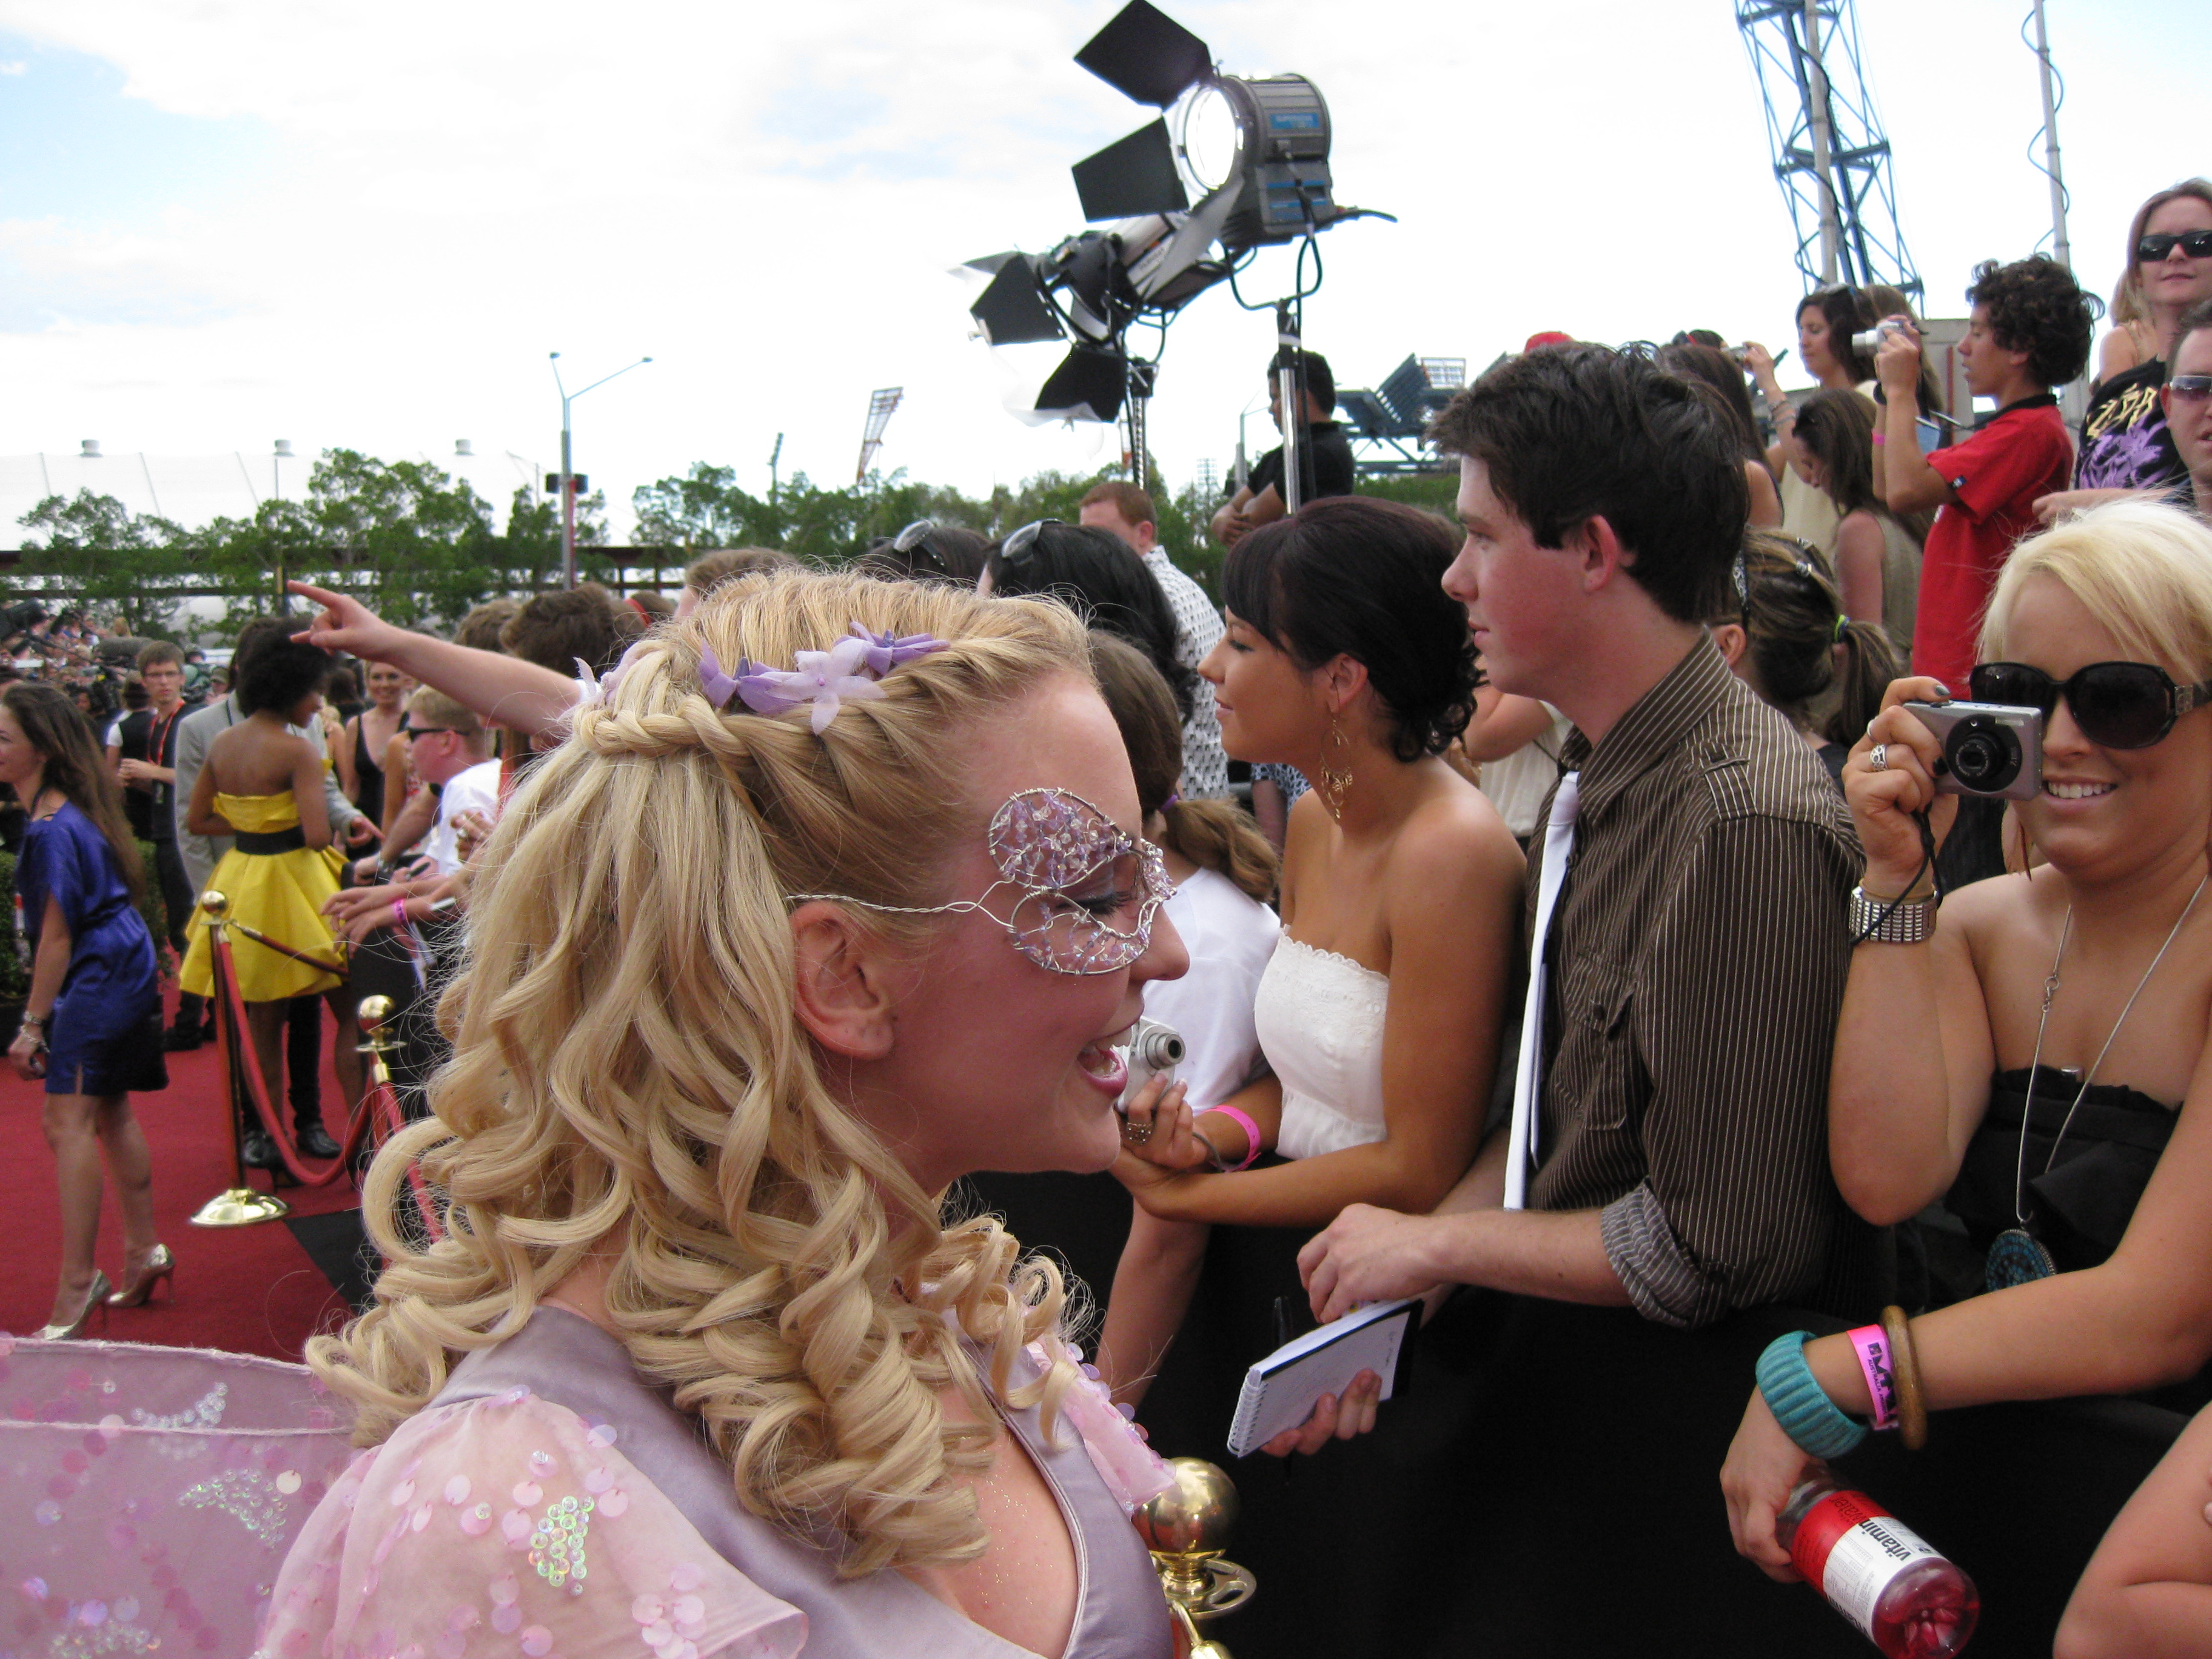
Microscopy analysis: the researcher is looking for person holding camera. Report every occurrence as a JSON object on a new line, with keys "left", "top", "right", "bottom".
{"left": 1871, "top": 255, "right": 2097, "bottom": 695}
{"left": 1721, "top": 500, "right": 2212, "bottom": 1583}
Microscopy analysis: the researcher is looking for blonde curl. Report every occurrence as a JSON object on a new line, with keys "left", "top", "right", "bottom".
{"left": 310, "top": 569, "right": 1100, "bottom": 1577}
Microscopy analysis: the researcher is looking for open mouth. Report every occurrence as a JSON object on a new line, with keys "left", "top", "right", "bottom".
{"left": 1077, "top": 1037, "right": 1129, "bottom": 1093}
{"left": 2044, "top": 780, "right": 2114, "bottom": 801}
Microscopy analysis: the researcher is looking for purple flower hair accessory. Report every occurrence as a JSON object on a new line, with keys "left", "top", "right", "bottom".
{"left": 847, "top": 623, "right": 948, "bottom": 676}
{"left": 695, "top": 645, "right": 743, "bottom": 709}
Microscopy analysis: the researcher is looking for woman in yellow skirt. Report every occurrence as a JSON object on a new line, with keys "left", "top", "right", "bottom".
{"left": 181, "top": 633, "right": 366, "bottom": 1145}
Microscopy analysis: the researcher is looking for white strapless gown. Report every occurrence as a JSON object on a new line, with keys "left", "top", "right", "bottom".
{"left": 1252, "top": 934, "right": 1390, "bottom": 1161}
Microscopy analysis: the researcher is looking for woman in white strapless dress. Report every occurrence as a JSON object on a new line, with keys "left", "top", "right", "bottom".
{"left": 1109, "top": 497, "right": 1525, "bottom": 1426}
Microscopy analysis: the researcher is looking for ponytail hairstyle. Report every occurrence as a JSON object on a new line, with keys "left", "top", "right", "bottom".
{"left": 1729, "top": 532, "right": 1899, "bottom": 748}
{"left": 1088, "top": 631, "right": 1278, "bottom": 902}
{"left": 312, "top": 569, "right": 1102, "bottom": 1578}
{"left": 2, "top": 682, "right": 145, "bottom": 905}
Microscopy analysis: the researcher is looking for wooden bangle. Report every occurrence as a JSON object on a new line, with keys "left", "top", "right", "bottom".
{"left": 1880, "top": 1304, "right": 1928, "bottom": 1450}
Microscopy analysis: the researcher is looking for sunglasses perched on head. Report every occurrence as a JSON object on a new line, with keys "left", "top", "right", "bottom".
{"left": 2138, "top": 229, "right": 2212, "bottom": 262}
{"left": 998, "top": 518, "right": 1065, "bottom": 568}
{"left": 1969, "top": 661, "right": 2212, "bottom": 749}
{"left": 891, "top": 518, "right": 949, "bottom": 575}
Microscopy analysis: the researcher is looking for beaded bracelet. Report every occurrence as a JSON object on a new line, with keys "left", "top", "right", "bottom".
{"left": 1755, "top": 1331, "right": 1868, "bottom": 1459}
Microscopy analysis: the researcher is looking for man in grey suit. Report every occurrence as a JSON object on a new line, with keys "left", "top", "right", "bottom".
{"left": 173, "top": 617, "right": 378, "bottom": 1163}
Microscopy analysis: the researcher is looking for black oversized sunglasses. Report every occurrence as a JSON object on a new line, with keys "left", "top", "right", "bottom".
{"left": 1969, "top": 660, "right": 2212, "bottom": 750}
{"left": 2137, "top": 229, "right": 2212, "bottom": 262}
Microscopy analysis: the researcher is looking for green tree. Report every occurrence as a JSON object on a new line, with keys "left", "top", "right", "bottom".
{"left": 13, "top": 490, "right": 191, "bottom": 627}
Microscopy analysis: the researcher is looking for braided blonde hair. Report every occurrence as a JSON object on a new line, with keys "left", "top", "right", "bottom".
{"left": 311, "top": 569, "right": 1097, "bottom": 1577}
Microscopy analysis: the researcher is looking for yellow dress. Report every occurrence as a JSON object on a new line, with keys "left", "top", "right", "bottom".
{"left": 179, "top": 792, "right": 349, "bottom": 1003}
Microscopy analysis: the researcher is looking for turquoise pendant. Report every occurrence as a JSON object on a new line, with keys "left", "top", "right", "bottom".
{"left": 1985, "top": 1227, "right": 2056, "bottom": 1292}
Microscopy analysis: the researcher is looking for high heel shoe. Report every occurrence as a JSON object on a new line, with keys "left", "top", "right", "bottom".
{"left": 36, "top": 1270, "right": 113, "bottom": 1340}
{"left": 107, "top": 1245, "right": 175, "bottom": 1309}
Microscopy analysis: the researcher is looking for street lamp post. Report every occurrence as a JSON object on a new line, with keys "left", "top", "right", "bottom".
{"left": 272, "top": 439, "right": 295, "bottom": 610}
{"left": 550, "top": 352, "right": 651, "bottom": 589}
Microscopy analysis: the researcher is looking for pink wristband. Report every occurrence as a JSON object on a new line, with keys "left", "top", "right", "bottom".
{"left": 1871, "top": 431, "right": 1886, "bottom": 445}
{"left": 1847, "top": 1323, "right": 1900, "bottom": 1430}
{"left": 392, "top": 897, "right": 411, "bottom": 930}
{"left": 1198, "top": 1105, "right": 1264, "bottom": 1172}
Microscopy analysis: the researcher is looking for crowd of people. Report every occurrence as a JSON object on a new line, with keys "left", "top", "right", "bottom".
{"left": 8, "top": 176, "right": 2212, "bottom": 1657}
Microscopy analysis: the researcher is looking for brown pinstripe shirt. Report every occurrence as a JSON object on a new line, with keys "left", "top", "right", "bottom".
{"left": 1527, "top": 636, "right": 1877, "bottom": 1327}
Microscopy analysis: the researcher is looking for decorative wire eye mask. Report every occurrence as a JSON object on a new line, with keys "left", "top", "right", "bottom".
{"left": 789, "top": 788, "right": 1176, "bottom": 975}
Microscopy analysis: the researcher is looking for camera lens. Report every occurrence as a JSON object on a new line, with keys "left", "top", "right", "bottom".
{"left": 1946, "top": 717, "right": 2021, "bottom": 794}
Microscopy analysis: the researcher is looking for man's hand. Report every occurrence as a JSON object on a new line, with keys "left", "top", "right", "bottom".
{"left": 342, "top": 815, "right": 381, "bottom": 849}
{"left": 324, "top": 882, "right": 408, "bottom": 936}
{"left": 451, "top": 808, "right": 495, "bottom": 864}
{"left": 1298, "top": 1203, "right": 1449, "bottom": 1324}
{"left": 1720, "top": 1390, "right": 1817, "bottom": 1583}
{"left": 290, "top": 581, "right": 406, "bottom": 663}
{"left": 2031, "top": 486, "right": 2150, "bottom": 526}
{"left": 116, "top": 757, "right": 158, "bottom": 784}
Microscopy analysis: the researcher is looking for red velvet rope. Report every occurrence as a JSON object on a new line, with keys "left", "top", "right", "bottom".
{"left": 209, "top": 926, "right": 372, "bottom": 1187}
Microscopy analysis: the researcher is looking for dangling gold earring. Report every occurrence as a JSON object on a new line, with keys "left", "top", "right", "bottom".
{"left": 1319, "top": 711, "right": 1355, "bottom": 822}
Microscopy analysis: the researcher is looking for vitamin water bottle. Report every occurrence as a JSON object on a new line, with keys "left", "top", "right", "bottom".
{"left": 1778, "top": 1475, "right": 1979, "bottom": 1657}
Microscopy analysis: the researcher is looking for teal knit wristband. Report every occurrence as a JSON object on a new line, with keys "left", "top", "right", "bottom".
{"left": 1755, "top": 1331, "right": 1868, "bottom": 1460}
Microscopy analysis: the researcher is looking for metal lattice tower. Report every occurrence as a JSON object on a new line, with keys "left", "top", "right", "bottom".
{"left": 1738, "top": 0, "right": 1920, "bottom": 303}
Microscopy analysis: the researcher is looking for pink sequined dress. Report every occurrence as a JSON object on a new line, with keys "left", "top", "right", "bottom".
{"left": 260, "top": 1308, "right": 1179, "bottom": 1658}
{"left": 0, "top": 1334, "right": 358, "bottom": 1654}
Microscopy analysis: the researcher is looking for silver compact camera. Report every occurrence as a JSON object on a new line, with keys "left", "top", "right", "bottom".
{"left": 1852, "top": 317, "right": 1910, "bottom": 356}
{"left": 1905, "top": 700, "right": 2045, "bottom": 801}
{"left": 1117, "top": 1017, "right": 1185, "bottom": 1110}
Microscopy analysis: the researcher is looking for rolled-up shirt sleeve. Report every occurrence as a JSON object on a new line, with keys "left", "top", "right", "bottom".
{"left": 1598, "top": 813, "right": 1856, "bottom": 1327}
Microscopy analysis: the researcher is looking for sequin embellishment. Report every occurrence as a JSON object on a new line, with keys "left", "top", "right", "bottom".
{"left": 176, "top": 1467, "right": 290, "bottom": 1542}
{"left": 527, "top": 1493, "right": 593, "bottom": 1594}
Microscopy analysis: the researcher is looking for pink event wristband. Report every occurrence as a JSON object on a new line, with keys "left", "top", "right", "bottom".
{"left": 1847, "top": 1323, "right": 1900, "bottom": 1431}
{"left": 1198, "top": 1105, "right": 1264, "bottom": 1172}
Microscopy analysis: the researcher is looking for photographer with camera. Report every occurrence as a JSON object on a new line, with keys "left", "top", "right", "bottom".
{"left": 1721, "top": 501, "right": 2212, "bottom": 1628}
{"left": 1869, "top": 255, "right": 2096, "bottom": 695}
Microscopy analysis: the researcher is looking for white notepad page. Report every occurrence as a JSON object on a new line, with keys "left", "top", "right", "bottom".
{"left": 1225, "top": 1298, "right": 1416, "bottom": 1458}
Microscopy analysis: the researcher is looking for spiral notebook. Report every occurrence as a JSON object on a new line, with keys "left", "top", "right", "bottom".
{"left": 1225, "top": 1298, "right": 1417, "bottom": 1458}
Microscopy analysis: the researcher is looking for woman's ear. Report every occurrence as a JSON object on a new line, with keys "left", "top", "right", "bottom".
{"left": 1317, "top": 653, "right": 1372, "bottom": 716}
{"left": 789, "top": 903, "right": 899, "bottom": 1061}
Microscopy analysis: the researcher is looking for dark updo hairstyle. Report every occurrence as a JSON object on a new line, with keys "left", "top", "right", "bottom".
{"left": 2, "top": 681, "right": 144, "bottom": 905}
{"left": 1222, "top": 495, "right": 1480, "bottom": 762}
{"left": 235, "top": 632, "right": 334, "bottom": 717}
{"left": 1088, "top": 631, "right": 1277, "bottom": 902}
{"left": 984, "top": 521, "right": 1196, "bottom": 720}
{"left": 1724, "top": 531, "right": 1899, "bottom": 749}
{"left": 1658, "top": 340, "right": 1764, "bottom": 463}
{"left": 857, "top": 523, "right": 992, "bottom": 586}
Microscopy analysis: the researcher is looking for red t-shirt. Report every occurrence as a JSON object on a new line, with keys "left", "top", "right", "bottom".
{"left": 1909, "top": 398, "right": 2072, "bottom": 690}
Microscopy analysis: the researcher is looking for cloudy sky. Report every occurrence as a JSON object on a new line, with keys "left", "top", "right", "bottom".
{"left": 1, "top": 0, "right": 2206, "bottom": 546}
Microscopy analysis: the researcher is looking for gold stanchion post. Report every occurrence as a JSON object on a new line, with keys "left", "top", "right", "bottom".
{"left": 189, "top": 891, "right": 290, "bottom": 1228}
{"left": 1137, "top": 1459, "right": 1256, "bottom": 1659}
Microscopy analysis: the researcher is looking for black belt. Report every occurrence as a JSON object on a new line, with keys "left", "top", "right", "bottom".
{"left": 233, "top": 826, "right": 307, "bottom": 854}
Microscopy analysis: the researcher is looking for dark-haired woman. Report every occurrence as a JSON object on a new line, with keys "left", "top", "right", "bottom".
{"left": 1114, "top": 493, "right": 1523, "bottom": 1289}
{"left": 1793, "top": 387, "right": 1926, "bottom": 654}
{"left": 179, "top": 636, "right": 365, "bottom": 1144}
{"left": 1713, "top": 532, "right": 1899, "bottom": 788}
{"left": 1744, "top": 287, "right": 1873, "bottom": 552}
{"left": 1660, "top": 341, "right": 1785, "bottom": 531}
{"left": 0, "top": 682, "right": 169, "bottom": 1338}
{"left": 981, "top": 520, "right": 1199, "bottom": 725}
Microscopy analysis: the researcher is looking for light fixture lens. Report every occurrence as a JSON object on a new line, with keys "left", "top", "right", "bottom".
{"left": 1174, "top": 82, "right": 1241, "bottom": 196}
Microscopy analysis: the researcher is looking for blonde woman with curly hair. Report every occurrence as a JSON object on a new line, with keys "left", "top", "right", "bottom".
{"left": 264, "top": 570, "right": 1192, "bottom": 1659}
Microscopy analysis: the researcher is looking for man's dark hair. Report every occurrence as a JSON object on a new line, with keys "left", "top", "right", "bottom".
{"left": 454, "top": 598, "right": 518, "bottom": 653}
{"left": 1222, "top": 495, "right": 1480, "bottom": 762}
{"left": 236, "top": 634, "right": 333, "bottom": 717}
{"left": 135, "top": 640, "right": 183, "bottom": 673}
{"left": 1081, "top": 480, "right": 1157, "bottom": 530}
{"left": 500, "top": 582, "right": 640, "bottom": 676}
{"left": 1269, "top": 349, "right": 1335, "bottom": 414}
{"left": 1966, "top": 255, "right": 2099, "bottom": 390}
{"left": 1427, "top": 343, "right": 1751, "bottom": 624}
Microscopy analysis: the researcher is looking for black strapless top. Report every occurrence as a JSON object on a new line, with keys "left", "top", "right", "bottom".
{"left": 1947, "top": 1065, "right": 2176, "bottom": 1275}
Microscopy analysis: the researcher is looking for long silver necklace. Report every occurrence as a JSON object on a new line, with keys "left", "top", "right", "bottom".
{"left": 1988, "top": 873, "right": 2209, "bottom": 1291}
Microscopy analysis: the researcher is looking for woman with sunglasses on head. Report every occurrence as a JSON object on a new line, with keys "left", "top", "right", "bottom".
{"left": 1744, "top": 287, "right": 1877, "bottom": 554}
{"left": 266, "top": 569, "right": 1201, "bottom": 1658}
{"left": 2039, "top": 181, "right": 2212, "bottom": 523}
{"left": 1721, "top": 501, "right": 2212, "bottom": 1584}
{"left": 1, "top": 682, "right": 169, "bottom": 1338}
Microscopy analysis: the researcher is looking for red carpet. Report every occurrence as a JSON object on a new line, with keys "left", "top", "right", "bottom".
{"left": 0, "top": 988, "right": 364, "bottom": 1359}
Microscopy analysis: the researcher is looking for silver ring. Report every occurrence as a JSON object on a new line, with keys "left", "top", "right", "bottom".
{"left": 1869, "top": 743, "right": 1889, "bottom": 773}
